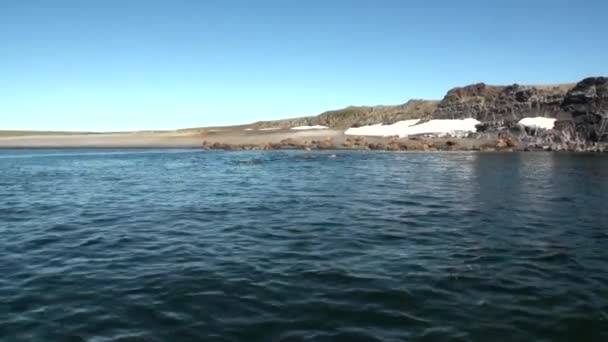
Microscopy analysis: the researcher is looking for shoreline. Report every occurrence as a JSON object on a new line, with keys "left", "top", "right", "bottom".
{"left": 0, "top": 132, "right": 203, "bottom": 149}
{"left": 0, "top": 129, "right": 510, "bottom": 151}
{"left": 1, "top": 129, "right": 606, "bottom": 153}
{"left": 2, "top": 76, "right": 605, "bottom": 152}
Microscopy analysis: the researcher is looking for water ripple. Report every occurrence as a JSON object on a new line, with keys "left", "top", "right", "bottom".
{"left": 0, "top": 150, "right": 607, "bottom": 341}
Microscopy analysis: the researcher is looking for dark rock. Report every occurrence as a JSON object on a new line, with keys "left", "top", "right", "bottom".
{"left": 208, "top": 142, "right": 237, "bottom": 150}
{"left": 398, "top": 141, "right": 409, "bottom": 150}
{"left": 433, "top": 82, "right": 573, "bottom": 122}
{"left": 315, "top": 138, "right": 335, "bottom": 149}
{"left": 352, "top": 136, "right": 367, "bottom": 146}
{"left": 475, "top": 123, "right": 489, "bottom": 132}
{"left": 279, "top": 138, "right": 302, "bottom": 147}
{"left": 386, "top": 143, "right": 400, "bottom": 151}
{"left": 496, "top": 138, "right": 513, "bottom": 149}
{"left": 368, "top": 142, "right": 386, "bottom": 150}
{"left": 558, "top": 77, "right": 608, "bottom": 142}
{"left": 342, "top": 141, "right": 354, "bottom": 148}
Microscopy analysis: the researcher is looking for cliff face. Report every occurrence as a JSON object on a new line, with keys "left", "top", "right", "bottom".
{"left": 556, "top": 77, "right": 608, "bottom": 141}
{"left": 431, "top": 77, "right": 608, "bottom": 143}
{"left": 432, "top": 83, "right": 573, "bottom": 121}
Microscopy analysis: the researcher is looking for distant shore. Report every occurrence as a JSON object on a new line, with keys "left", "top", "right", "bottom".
{"left": 3, "top": 76, "right": 606, "bottom": 152}
{"left": 0, "top": 129, "right": 340, "bottom": 148}
{"left": 0, "top": 128, "right": 519, "bottom": 152}
{"left": 0, "top": 131, "right": 203, "bottom": 148}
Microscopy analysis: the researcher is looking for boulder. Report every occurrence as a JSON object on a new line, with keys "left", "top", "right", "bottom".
{"left": 315, "top": 138, "right": 335, "bottom": 149}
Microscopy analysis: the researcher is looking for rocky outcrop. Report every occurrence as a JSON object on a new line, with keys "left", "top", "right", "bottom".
{"left": 201, "top": 135, "right": 518, "bottom": 152}
{"left": 431, "top": 77, "right": 608, "bottom": 146}
{"left": 432, "top": 83, "right": 573, "bottom": 121}
{"left": 556, "top": 77, "right": 608, "bottom": 142}
{"left": 238, "top": 76, "right": 607, "bottom": 149}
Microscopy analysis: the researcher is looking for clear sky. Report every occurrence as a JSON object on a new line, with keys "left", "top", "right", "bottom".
{"left": 1, "top": 0, "right": 606, "bottom": 131}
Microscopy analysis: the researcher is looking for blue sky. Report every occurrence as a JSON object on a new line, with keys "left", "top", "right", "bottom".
{"left": 1, "top": 0, "right": 606, "bottom": 131}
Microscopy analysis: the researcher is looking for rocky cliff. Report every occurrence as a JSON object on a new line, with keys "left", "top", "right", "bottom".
{"left": 556, "top": 77, "right": 608, "bottom": 142}
{"left": 432, "top": 83, "right": 574, "bottom": 121}
{"left": 430, "top": 77, "right": 608, "bottom": 144}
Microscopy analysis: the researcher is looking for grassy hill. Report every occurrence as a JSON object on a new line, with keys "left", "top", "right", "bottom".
{"left": 249, "top": 99, "right": 439, "bottom": 130}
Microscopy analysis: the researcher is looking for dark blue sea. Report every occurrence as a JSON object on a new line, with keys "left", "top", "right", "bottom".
{"left": 1, "top": 149, "right": 607, "bottom": 341}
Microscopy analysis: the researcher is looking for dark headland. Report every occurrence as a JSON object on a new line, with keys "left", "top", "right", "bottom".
{"left": 2, "top": 76, "right": 607, "bottom": 152}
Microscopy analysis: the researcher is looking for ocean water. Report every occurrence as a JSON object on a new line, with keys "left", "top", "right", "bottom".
{"left": 1, "top": 149, "right": 607, "bottom": 341}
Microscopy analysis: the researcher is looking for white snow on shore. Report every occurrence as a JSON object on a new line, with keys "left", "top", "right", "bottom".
{"left": 518, "top": 117, "right": 556, "bottom": 130}
{"left": 405, "top": 118, "right": 481, "bottom": 136}
{"left": 344, "top": 119, "right": 420, "bottom": 137}
{"left": 258, "top": 127, "right": 281, "bottom": 131}
{"left": 345, "top": 118, "right": 480, "bottom": 138}
{"left": 290, "top": 125, "right": 328, "bottom": 130}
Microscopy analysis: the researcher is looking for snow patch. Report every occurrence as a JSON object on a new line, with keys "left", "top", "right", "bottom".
{"left": 344, "top": 119, "right": 420, "bottom": 137}
{"left": 258, "top": 127, "right": 281, "bottom": 131}
{"left": 345, "top": 118, "right": 480, "bottom": 138}
{"left": 403, "top": 118, "right": 481, "bottom": 137}
{"left": 518, "top": 117, "right": 556, "bottom": 130}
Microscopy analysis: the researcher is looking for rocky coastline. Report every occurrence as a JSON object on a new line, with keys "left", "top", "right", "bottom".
{"left": 201, "top": 76, "right": 608, "bottom": 152}
{"left": 201, "top": 136, "right": 523, "bottom": 152}
{"left": 1, "top": 77, "right": 606, "bottom": 152}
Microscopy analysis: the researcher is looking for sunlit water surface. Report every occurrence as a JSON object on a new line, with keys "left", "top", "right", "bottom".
{"left": 1, "top": 149, "right": 607, "bottom": 341}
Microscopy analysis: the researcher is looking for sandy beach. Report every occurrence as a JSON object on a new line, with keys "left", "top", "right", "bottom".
{"left": 0, "top": 129, "right": 346, "bottom": 148}
{"left": 0, "top": 132, "right": 203, "bottom": 148}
